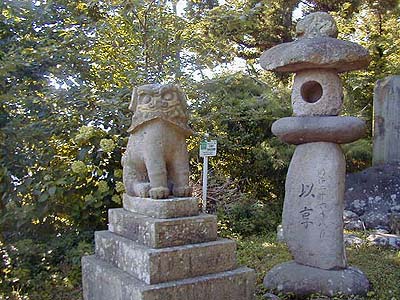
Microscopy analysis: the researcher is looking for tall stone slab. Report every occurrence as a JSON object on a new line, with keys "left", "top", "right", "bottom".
{"left": 283, "top": 142, "right": 346, "bottom": 270}
{"left": 260, "top": 12, "right": 370, "bottom": 298}
{"left": 373, "top": 75, "right": 400, "bottom": 165}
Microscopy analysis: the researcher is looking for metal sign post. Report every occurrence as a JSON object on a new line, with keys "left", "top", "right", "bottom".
{"left": 202, "top": 156, "right": 209, "bottom": 212}
{"left": 199, "top": 136, "right": 217, "bottom": 213}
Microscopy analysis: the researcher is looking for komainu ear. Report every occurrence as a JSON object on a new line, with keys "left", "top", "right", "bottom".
{"left": 129, "top": 87, "right": 138, "bottom": 111}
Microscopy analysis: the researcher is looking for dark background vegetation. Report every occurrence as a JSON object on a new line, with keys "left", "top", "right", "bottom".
{"left": 0, "top": 0, "right": 399, "bottom": 298}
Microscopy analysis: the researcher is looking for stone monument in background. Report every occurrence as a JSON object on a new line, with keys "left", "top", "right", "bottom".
{"left": 373, "top": 75, "right": 400, "bottom": 165}
{"left": 260, "top": 12, "right": 370, "bottom": 297}
{"left": 81, "top": 83, "right": 255, "bottom": 300}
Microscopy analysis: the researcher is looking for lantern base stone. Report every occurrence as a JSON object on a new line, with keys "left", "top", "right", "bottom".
{"left": 264, "top": 261, "right": 369, "bottom": 298}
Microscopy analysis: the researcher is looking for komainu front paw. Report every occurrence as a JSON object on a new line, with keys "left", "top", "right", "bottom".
{"left": 134, "top": 183, "right": 151, "bottom": 198}
{"left": 149, "top": 187, "right": 170, "bottom": 199}
{"left": 173, "top": 186, "right": 192, "bottom": 197}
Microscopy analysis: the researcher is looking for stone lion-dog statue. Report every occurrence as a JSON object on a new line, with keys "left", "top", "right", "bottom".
{"left": 122, "top": 83, "right": 193, "bottom": 199}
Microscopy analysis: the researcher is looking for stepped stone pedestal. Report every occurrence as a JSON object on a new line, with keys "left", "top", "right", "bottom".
{"left": 82, "top": 195, "right": 255, "bottom": 300}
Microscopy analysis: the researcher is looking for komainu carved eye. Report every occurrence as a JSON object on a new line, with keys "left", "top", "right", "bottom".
{"left": 162, "top": 92, "right": 176, "bottom": 101}
{"left": 139, "top": 94, "right": 152, "bottom": 104}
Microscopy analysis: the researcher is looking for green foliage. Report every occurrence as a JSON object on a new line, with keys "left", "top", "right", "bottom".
{"left": 342, "top": 139, "right": 372, "bottom": 173}
{"left": 0, "top": 231, "right": 93, "bottom": 300}
{"left": 0, "top": 0, "right": 147, "bottom": 242}
{"left": 189, "top": 73, "right": 292, "bottom": 194}
{"left": 87, "top": 0, "right": 190, "bottom": 86}
{"left": 1, "top": 124, "right": 126, "bottom": 238}
{"left": 218, "top": 199, "right": 283, "bottom": 237}
{"left": 187, "top": 0, "right": 299, "bottom": 62}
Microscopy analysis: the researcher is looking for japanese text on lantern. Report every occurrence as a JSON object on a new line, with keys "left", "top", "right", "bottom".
{"left": 297, "top": 168, "right": 328, "bottom": 231}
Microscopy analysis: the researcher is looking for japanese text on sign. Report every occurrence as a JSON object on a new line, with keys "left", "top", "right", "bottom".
{"left": 200, "top": 140, "right": 217, "bottom": 157}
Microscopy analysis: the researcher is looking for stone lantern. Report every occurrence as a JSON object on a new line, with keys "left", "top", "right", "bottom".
{"left": 260, "top": 12, "right": 370, "bottom": 297}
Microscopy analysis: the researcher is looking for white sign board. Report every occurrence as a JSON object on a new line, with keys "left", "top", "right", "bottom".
{"left": 199, "top": 140, "right": 217, "bottom": 157}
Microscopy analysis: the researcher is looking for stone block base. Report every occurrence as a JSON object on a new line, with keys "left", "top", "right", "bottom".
{"left": 82, "top": 255, "right": 256, "bottom": 300}
{"left": 123, "top": 194, "right": 199, "bottom": 219}
{"left": 108, "top": 208, "right": 217, "bottom": 248}
{"left": 264, "top": 261, "right": 369, "bottom": 297}
{"left": 95, "top": 230, "right": 237, "bottom": 284}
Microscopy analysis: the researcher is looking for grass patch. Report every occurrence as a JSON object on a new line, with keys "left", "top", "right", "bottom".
{"left": 235, "top": 233, "right": 400, "bottom": 300}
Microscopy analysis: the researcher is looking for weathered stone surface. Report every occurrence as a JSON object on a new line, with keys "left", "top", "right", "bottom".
{"left": 391, "top": 205, "right": 400, "bottom": 213}
{"left": 123, "top": 83, "right": 193, "bottom": 199}
{"left": 344, "top": 162, "right": 400, "bottom": 232}
{"left": 272, "top": 116, "right": 365, "bottom": 144}
{"left": 260, "top": 37, "right": 370, "bottom": 73}
{"left": 344, "top": 234, "right": 365, "bottom": 247}
{"left": 373, "top": 75, "right": 400, "bottom": 165}
{"left": 361, "top": 211, "right": 390, "bottom": 230}
{"left": 343, "top": 210, "right": 359, "bottom": 221}
{"left": 347, "top": 199, "right": 367, "bottom": 216}
{"left": 282, "top": 142, "right": 346, "bottom": 269}
{"left": 82, "top": 255, "right": 256, "bottom": 300}
{"left": 264, "top": 261, "right": 369, "bottom": 297}
{"left": 296, "top": 12, "right": 338, "bottom": 39}
{"left": 260, "top": 12, "right": 370, "bottom": 73}
{"left": 276, "top": 224, "right": 285, "bottom": 243}
{"left": 123, "top": 194, "right": 199, "bottom": 219}
{"left": 263, "top": 293, "right": 281, "bottom": 300}
{"left": 343, "top": 210, "right": 364, "bottom": 231}
{"left": 367, "top": 231, "right": 400, "bottom": 249}
{"left": 291, "top": 69, "right": 343, "bottom": 116}
{"left": 344, "top": 219, "right": 364, "bottom": 231}
{"left": 95, "top": 230, "right": 237, "bottom": 284}
{"left": 278, "top": 230, "right": 367, "bottom": 248}
{"left": 108, "top": 209, "right": 217, "bottom": 248}
{"left": 389, "top": 212, "right": 400, "bottom": 234}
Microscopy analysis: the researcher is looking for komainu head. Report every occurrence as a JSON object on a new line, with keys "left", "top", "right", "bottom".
{"left": 127, "top": 83, "right": 192, "bottom": 136}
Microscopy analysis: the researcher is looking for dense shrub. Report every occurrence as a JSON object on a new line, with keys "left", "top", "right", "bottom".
{"left": 342, "top": 139, "right": 373, "bottom": 173}
{"left": 0, "top": 231, "right": 93, "bottom": 300}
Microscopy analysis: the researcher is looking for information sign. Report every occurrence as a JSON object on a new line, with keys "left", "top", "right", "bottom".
{"left": 199, "top": 140, "right": 217, "bottom": 157}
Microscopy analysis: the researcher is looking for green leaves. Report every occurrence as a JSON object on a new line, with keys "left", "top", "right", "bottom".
{"left": 38, "top": 193, "right": 49, "bottom": 203}
{"left": 48, "top": 186, "right": 57, "bottom": 197}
